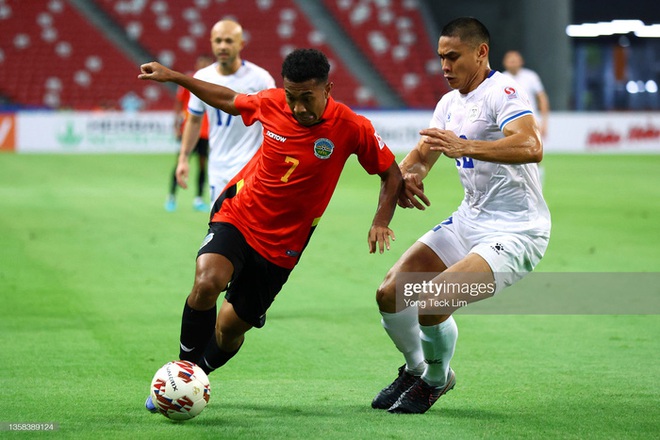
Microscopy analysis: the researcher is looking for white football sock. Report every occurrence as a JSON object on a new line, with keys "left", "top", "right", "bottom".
{"left": 381, "top": 307, "right": 425, "bottom": 374}
{"left": 420, "top": 316, "right": 458, "bottom": 386}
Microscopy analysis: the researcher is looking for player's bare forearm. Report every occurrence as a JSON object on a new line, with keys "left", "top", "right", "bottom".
{"left": 369, "top": 161, "right": 402, "bottom": 254}
{"left": 420, "top": 116, "right": 542, "bottom": 164}
{"left": 538, "top": 91, "right": 550, "bottom": 115}
{"left": 179, "top": 115, "right": 203, "bottom": 159}
{"left": 399, "top": 137, "right": 441, "bottom": 180}
{"left": 467, "top": 133, "right": 542, "bottom": 163}
{"left": 175, "top": 115, "right": 202, "bottom": 189}
{"left": 397, "top": 138, "right": 439, "bottom": 210}
{"left": 373, "top": 161, "right": 402, "bottom": 227}
{"left": 139, "top": 62, "right": 240, "bottom": 115}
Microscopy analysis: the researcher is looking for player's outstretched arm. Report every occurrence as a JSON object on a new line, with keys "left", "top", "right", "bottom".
{"left": 369, "top": 161, "right": 403, "bottom": 254}
{"left": 139, "top": 62, "right": 240, "bottom": 116}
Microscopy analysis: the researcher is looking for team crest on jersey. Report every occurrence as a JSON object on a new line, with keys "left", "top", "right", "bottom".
{"left": 468, "top": 105, "right": 480, "bottom": 122}
{"left": 504, "top": 86, "right": 518, "bottom": 100}
{"left": 313, "top": 138, "right": 334, "bottom": 159}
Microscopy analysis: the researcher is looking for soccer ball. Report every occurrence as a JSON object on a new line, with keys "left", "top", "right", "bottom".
{"left": 150, "top": 360, "right": 211, "bottom": 420}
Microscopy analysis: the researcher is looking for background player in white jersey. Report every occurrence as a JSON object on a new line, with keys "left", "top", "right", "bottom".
{"left": 176, "top": 19, "right": 276, "bottom": 205}
{"left": 372, "top": 17, "right": 551, "bottom": 414}
{"left": 502, "top": 50, "right": 550, "bottom": 138}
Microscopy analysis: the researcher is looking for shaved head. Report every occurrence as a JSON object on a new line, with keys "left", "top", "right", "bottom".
{"left": 211, "top": 19, "right": 243, "bottom": 41}
{"left": 209, "top": 19, "right": 245, "bottom": 74}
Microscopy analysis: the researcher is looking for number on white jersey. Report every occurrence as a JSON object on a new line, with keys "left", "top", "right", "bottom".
{"left": 215, "top": 108, "right": 233, "bottom": 127}
{"left": 455, "top": 135, "right": 474, "bottom": 168}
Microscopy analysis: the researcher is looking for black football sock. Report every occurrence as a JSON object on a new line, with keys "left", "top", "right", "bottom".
{"left": 197, "top": 170, "right": 206, "bottom": 198}
{"left": 178, "top": 301, "right": 217, "bottom": 363}
{"left": 198, "top": 333, "right": 243, "bottom": 375}
{"left": 169, "top": 166, "right": 178, "bottom": 195}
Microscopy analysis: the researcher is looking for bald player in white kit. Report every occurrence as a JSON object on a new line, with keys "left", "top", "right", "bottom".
{"left": 176, "top": 19, "right": 276, "bottom": 205}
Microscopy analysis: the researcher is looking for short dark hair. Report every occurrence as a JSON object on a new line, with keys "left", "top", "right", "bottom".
{"left": 281, "top": 48, "right": 330, "bottom": 83}
{"left": 441, "top": 17, "right": 490, "bottom": 48}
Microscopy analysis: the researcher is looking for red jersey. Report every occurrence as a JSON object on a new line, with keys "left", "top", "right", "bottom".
{"left": 211, "top": 88, "right": 395, "bottom": 269}
{"left": 176, "top": 85, "right": 210, "bottom": 139}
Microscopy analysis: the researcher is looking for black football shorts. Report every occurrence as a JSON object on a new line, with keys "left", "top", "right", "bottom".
{"left": 197, "top": 222, "right": 291, "bottom": 328}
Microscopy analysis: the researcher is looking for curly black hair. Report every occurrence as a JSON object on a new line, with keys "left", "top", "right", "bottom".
{"left": 281, "top": 48, "right": 330, "bottom": 83}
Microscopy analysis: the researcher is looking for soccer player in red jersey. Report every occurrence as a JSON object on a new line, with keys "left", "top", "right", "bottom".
{"left": 139, "top": 49, "right": 402, "bottom": 401}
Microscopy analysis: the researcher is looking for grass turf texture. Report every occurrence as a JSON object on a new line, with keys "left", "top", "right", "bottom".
{"left": 1, "top": 153, "right": 658, "bottom": 439}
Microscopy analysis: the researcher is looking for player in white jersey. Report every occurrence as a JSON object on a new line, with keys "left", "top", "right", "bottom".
{"left": 372, "top": 17, "right": 551, "bottom": 414}
{"left": 502, "top": 50, "right": 550, "bottom": 137}
{"left": 176, "top": 19, "right": 276, "bottom": 206}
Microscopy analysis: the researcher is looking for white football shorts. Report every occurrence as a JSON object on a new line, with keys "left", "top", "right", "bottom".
{"left": 418, "top": 215, "right": 549, "bottom": 293}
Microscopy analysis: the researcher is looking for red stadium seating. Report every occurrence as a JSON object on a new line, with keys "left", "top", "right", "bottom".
{"left": 96, "top": 0, "right": 378, "bottom": 108}
{"left": 323, "top": 0, "right": 449, "bottom": 108}
{"left": 0, "top": 0, "right": 172, "bottom": 109}
{"left": 1, "top": 0, "right": 443, "bottom": 110}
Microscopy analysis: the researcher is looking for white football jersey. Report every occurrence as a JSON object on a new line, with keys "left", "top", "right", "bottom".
{"left": 501, "top": 67, "right": 545, "bottom": 117}
{"left": 430, "top": 70, "right": 550, "bottom": 235}
{"left": 188, "top": 60, "right": 276, "bottom": 197}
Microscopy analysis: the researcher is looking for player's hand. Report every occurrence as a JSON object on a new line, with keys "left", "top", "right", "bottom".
{"left": 368, "top": 224, "right": 395, "bottom": 254}
{"left": 398, "top": 172, "right": 430, "bottom": 210}
{"left": 138, "top": 62, "right": 175, "bottom": 82}
{"left": 420, "top": 128, "right": 466, "bottom": 159}
{"left": 175, "top": 160, "right": 190, "bottom": 189}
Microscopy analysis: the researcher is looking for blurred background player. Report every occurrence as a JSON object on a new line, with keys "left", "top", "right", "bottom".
{"left": 166, "top": 54, "right": 214, "bottom": 212}
{"left": 175, "top": 19, "right": 276, "bottom": 208}
{"left": 502, "top": 50, "right": 550, "bottom": 138}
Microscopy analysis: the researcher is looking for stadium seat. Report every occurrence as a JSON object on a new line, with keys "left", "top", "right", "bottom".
{"left": 1, "top": 0, "right": 428, "bottom": 109}
{"left": 96, "top": 0, "right": 378, "bottom": 108}
{"left": 323, "top": 0, "right": 449, "bottom": 108}
{"left": 0, "top": 0, "right": 172, "bottom": 109}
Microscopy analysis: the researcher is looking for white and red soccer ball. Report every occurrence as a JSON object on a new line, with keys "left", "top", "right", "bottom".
{"left": 150, "top": 360, "right": 211, "bottom": 420}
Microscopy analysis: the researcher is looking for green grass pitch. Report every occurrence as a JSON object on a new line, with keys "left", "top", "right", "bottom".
{"left": 1, "top": 153, "right": 658, "bottom": 439}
